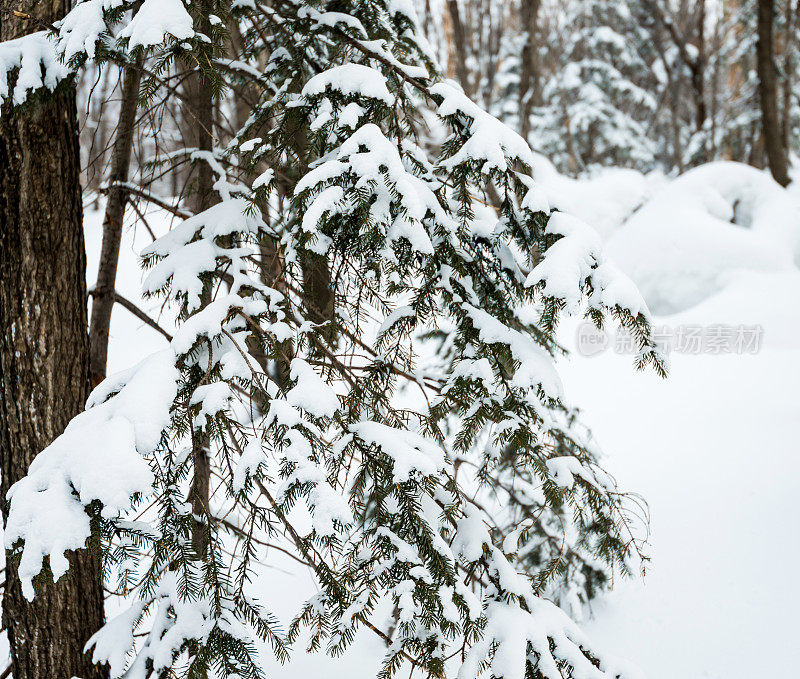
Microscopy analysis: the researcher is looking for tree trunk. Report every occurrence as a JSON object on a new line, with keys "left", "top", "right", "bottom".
{"left": 184, "top": 5, "right": 217, "bottom": 560}
{"left": 709, "top": 4, "right": 721, "bottom": 158}
{"left": 446, "top": 0, "right": 473, "bottom": 97}
{"left": 188, "top": 92, "right": 214, "bottom": 557}
{"left": 0, "top": 3, "right": 107, "bottom": 677}
{"left": 781, "top": 0, "right": 798, "bottom": 147}
{"left": 89, "top": 60, "right": 142, "bottom": 385}
{"left": 756, "top": 0, "right": 791, "bottom": 186}
{"left": 424, "top": 0, "right": 432, "bottom": 40}
{"left": 276, "top": 75, "right": 336, "bottom": 355}
{"left": 518, "top": 0, "right": 542, "bottom": 141}
{"left": 692, "top": 0, "right": 707, "bottom": 133}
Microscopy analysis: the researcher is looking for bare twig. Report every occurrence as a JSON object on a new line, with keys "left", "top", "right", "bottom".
{"left": 100, "top": 182, "right": 192, "bottom": 220}
{"left": 88, "top": 289, "right": 173, "bottom": 341}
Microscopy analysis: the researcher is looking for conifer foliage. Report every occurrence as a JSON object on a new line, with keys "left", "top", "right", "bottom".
{"left": 532, "top": 0, "right": 657, "bottom": 172}
{"left": 1, "top": 2, "right": 665, "bottom": 678}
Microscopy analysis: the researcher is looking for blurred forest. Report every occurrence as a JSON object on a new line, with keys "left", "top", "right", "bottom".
{"left": 78, "top": 0, "right": 800, "bottom": 194}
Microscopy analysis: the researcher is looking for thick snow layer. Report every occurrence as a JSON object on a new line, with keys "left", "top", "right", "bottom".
{"left": 604, "top": 162, "right": 800, "bottom": 314}
{"left": 6, "top": 350, "right": 177, "bottom": 599}
{"left": 557, "top": 308, "right": 800, "bottom": 677}
{"left": 58, "top": 0, "right": 123, "bottom": 61}
{"left": 0, "top": 32, "right": 69, "bottom": 106}
{"left": 350, "top": 421, "right": 445, "bottom": 482}
{"left": 301, "top": 63, "right": 393, "bottom": 105}
{"left": 538, "top": 161, "right": 800, "bottom": 675}
{"left": 530, "top": 154, "right": 656, "bottom": 240}
{"left": 286, "top": 358, "right": 339, "bottom": 418}
{"left": 118, "top": 0, "right": 194, "bottom": 48}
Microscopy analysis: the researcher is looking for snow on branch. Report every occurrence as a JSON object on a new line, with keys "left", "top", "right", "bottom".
{"left": 5, "top": 351, "right": 178, "bottom": 599}
{"left": 0, "top": 31, "right": 68, "bottom": 106}
{"left": 1, "top": 2, "right": 665, "bottom": 678}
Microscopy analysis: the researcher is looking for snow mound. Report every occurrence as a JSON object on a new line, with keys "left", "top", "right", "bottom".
{"left": 605, "top": 162, "right": 800, "bottom": 315}
{"left": 531, "top": 154, "right": 656, "bottom": 239}
{"left": 663, "top": 269, "right": 800, "bottom": 351}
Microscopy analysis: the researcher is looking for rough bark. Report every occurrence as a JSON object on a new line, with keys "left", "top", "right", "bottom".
{"left": 89, "top": 61, "right": 142, "bottom": 385}
{"left": 757, "top": 0, "right": 791, "bottom": 186}
{"left": 518, "top": 0, "right": 542, "bottom": 141}
{"left": 0, "top": 4, "right": 107, "bottom": 678}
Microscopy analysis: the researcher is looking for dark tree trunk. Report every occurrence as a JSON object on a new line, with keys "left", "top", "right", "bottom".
{"left": 89, "top": 61, "right": 142, "bottom": 385}
{"left": 692, "top": 0, "right": 707, "bottom": 133}
{"left": 184, "top": 5, "right": 217, "bottom": 560}
{"left": 781, "top": 0, "right": 798, "bottom": 148}
{"left": 276, "top": 72, "right": 336, "bottom": 355}
{"left": 188, "top": 84, "right": 214, "bottom": 557}
{"left": 446, "top": 0, "right": 473, "bottom": 97}
{"left": 424, "top": 0, "right": 432, "bottom": 39}
{"left": 709, "top": 4, "right": 721, "bottom": 158}
{"left": 518, "top": 0, "right": 542, "bottom": 141}
{"left": 757, "top": 0, "right": 791, "bottom": 186}
{"left": 0, "top": 4, "right": 107, "bottom": 678}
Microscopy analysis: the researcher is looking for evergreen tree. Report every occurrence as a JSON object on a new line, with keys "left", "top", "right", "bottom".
{"left": 710, "top": 0, "right": 762, "bottom": 164}
{"left": 532, "top": 0, "right": 657, "bottom": 174}
{"left": 0, "top": 2, "right": 665, "bottom": 678}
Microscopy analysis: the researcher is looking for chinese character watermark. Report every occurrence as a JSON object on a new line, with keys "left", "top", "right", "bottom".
{"left": 575, "top": 322, "right": 763, "bottom": 357}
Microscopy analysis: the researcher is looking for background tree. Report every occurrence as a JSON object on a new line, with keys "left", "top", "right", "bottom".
{"left": 536, "top": 0, "right": 657, "bottom": 172}
{"left": 423, "top": 0, "right": 798, "bottom": 178}
{"left": 757, "top": 0, "right": 791, "bottom": 185}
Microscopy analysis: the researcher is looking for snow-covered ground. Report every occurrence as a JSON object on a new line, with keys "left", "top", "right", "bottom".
{"left": 80, "top": 161, "right": 800, "bottom": 678}
{"left": 561, "top": 302, "right": 800, "bottom": 677}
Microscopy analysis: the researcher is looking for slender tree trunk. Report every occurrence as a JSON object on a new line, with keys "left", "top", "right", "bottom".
{"left": 82, "top": 65, "right": 113, "bottom": 200}
{"left": 693, "top": 0, "right": 708, "bottom": 133}
{"left": 781, "top": 0, "right": 798, "bottom": 147}
{"left": 89, "top": 60, "right": 142, "bottom": 385}
{"left": 709, "top": 4, "right": 721, "bottom": 158}
{"left": 0, "top": 3, "right": 107, "bottom": 677}
{"left": 186, "top": 77, "right": 215, "bottom": 217}
{"left": 668, "top": 78, "right": 684, "bottom": 171}
{"left": 185, "top": 24, "right": 216, "bottom": 559}
{"left": 189, "top": 95, "right": 213, "bottom": 563}
{"left": 446, "top": 0, "right": 473, "bottom": 97}
{"left": 275, "top": 74, "right": 336, "bottom": 353}
{"left": 757, "top": 0, "right": 791, "bottom": 185}
{"left": 424, "top": 0, "right": 432, "bottom": 41}
{"left": 518, "top": 0, "right": 542, "bottom": 141}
